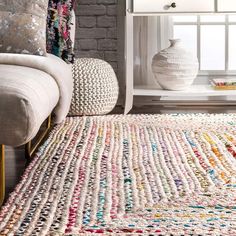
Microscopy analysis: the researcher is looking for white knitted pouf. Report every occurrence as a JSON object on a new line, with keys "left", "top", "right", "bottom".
{"left": 69, "top": 58, "right": 119, "bottom": 116}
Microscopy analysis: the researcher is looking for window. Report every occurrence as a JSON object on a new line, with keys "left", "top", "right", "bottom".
{"left": 172, "top": 15, "right": 236, "bottom": 75}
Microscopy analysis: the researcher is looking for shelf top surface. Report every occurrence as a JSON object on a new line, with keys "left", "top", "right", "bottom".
{"left": 134, "top": 85, "right": 236, "bottom": 96}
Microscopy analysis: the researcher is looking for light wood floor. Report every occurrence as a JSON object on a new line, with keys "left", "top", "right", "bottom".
{"left": 5, "top": 146, "right": 26, "bottom": 200}
{"left": 4, "top": 105, "right": 235, "bottom": 203}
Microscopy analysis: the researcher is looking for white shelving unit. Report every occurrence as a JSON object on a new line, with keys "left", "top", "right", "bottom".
{"left": 118, "top": 0, "right": 236, "bottom": 114}
{"left": 134, "top": 85, "right": 236, "bottom": 97}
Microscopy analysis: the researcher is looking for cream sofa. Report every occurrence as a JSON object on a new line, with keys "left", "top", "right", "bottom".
{"left": 0, "top": 54, "right": 73, "bottom": 146}
{"left": 0, "top": 11, "right": 76, "bottom": 205}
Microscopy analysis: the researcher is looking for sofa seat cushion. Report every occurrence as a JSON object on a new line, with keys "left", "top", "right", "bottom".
{"left": 0, "top": 65, "right": 59, "bottom": 146}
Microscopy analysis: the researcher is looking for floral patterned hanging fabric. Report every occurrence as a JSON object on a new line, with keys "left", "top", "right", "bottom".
{"left": 47, "top": 0, "right": 75, "bottom": 63}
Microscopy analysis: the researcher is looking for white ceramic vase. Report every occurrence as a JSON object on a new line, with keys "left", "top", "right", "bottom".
{"left": 152, "top": 39, "right": 199, "bottom": 91}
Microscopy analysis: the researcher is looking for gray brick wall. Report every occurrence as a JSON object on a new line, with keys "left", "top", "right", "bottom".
{"left": 75, "top": 0, "right": 118, "bottom": 72}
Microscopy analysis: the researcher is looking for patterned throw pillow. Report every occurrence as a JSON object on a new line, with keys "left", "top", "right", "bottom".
{"left": 46, "top": 0, "right": 75, "bottom": 63}
{"left": 0, "top": 0, "right": 48, "bottom": 56}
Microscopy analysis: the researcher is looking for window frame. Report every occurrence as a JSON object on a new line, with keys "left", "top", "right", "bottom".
{"left": 172, "top": 15, "right": 236, "bottom": 76}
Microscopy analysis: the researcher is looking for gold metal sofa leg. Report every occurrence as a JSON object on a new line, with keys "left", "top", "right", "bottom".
{"left": 0, "top": 145, "right": 5, "bottom": 206}
{"left": 0, "top": 115, "right": 52, "bottom": 206}
{"left": 25, "top": 114, "right": 52, "bottom": 160}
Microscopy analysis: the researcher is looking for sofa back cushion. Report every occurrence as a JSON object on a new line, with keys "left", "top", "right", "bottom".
{"left": 0, "top": 0, "right": 48, "bottom": 56}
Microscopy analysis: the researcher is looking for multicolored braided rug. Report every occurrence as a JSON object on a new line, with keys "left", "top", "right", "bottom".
{"left": 1, "top": 114, "right": 236, "bottom": 235}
